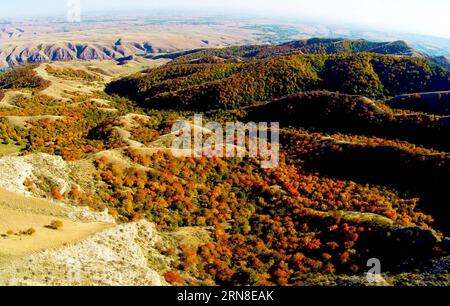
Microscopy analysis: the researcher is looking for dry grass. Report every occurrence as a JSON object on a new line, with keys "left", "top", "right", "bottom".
{"left": 163, "top": 226, "right": 212, "bottom": 249}
{"left": 2, "top": 115, "right": 63, "bottom": 128}
{"left": 0, "top": 189, "right": 112, "bottom": 260}
{"left": 0, "top": 143, "right": 24, "bottom": 157}
{"left": 33, "top": 59, "right": 168, "bottom": 100}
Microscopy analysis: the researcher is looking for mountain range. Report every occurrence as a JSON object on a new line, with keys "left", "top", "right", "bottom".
{"left": 106, "top": 38, "right": 450, "bottom": 111}
{"left": 1, "top": 19, "right": 449, "bottom": 70}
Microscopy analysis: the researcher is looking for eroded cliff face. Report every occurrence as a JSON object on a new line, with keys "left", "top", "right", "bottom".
{"left": 1, "top": 220, "right": 170, "bottom": 286}
{"left": 0, "top": 20, "right": 263, "bottom": 70}
{"left": 0, "top": 42, "right": 156, "bottom": 69}
{"left": 0, "top": 153, "right": 172, "bottom": 286}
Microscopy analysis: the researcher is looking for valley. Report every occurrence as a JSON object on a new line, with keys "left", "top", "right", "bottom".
{"left": 1, "top": 15, "right": 449, "bottom": 70}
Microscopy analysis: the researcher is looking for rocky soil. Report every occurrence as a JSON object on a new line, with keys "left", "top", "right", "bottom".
{"left": 1, "top": 220, "right": 170, "bottom": 286}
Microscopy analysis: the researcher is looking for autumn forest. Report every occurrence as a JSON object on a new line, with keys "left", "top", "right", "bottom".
{"left": 1, "top": 38, "right": 449, "bottom": 286}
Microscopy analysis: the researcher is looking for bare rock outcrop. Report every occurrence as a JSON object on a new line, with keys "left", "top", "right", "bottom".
{"left": 0, "top": 153, "right": 75, "bottom": 197}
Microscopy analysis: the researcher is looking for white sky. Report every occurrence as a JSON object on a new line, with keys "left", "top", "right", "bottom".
{"left": 1, "top": 0, "right": 449, "bottom": 38}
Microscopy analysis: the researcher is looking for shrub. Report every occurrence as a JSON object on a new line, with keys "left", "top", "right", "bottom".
{"left": 163, "top": 271, "right": 184, "bottom": 285}
{"left": 21, "top": 228, "right": 36, "bottom": 236}
{"left": 51, "top": 186, "right": 63, "bottom": 200}
{"left": 0, "top": 65, "right": 50, "bottom": 90}
{"left": 45, "top": 220, "right": 64, "bottom": 230}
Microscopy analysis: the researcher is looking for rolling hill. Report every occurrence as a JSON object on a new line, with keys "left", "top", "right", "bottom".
{"left": 106, "top": 42, "right": 450, "bottom": 110}
{"left": 387, "top": 91, "right": 450, "bottom": 115}
{"left": 246, "top": 91, "right": 450, "bottom": 231}
{"left": 157, "top": 38, "right": 420, "bottom": 63}
{"left": 1, "top": 37, "right": 450, "bottom": 286}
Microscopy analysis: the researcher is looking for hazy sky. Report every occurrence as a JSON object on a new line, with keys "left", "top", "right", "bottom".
{"left": 1, "top": 0, "right": 449, "bottom": 38}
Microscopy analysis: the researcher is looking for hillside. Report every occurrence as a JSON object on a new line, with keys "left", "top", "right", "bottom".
{"left": 107, "top": 50, "right": 449, "bottom": 110}
{"left": 0, "top": 19, "right": 267, "bottom": 70}
{"left": 0, "top": 65, "right": 50, "bottom": 91}
{"left": 0, "top": 38, "right": 449, "bottom": 286}
{"left": 387, "top": 91, "right": 450, "bottom": 115}
{"left": 247, "top": 91, "right": 450, "bottom": 150}
{"left": 246, "top": 91, "right": 450, "bottom": 231}
{"left": 157, "top": 38, "right": 419, "bottom": 63}
{"left": 430, "top": 56, "right": 450, "bottom": 70}
{"left": 1, "top": 41, "right": 167, "bottom": 68}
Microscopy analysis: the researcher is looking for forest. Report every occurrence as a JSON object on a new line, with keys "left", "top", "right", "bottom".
{"left": 107, "top": 51, "right": 449, "bottom": 110}
{"left": 0, "top": 65, "right": 50, "bottom": 91}
{"left": 1, "top": 38, "right": 449, "bottom": 286}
